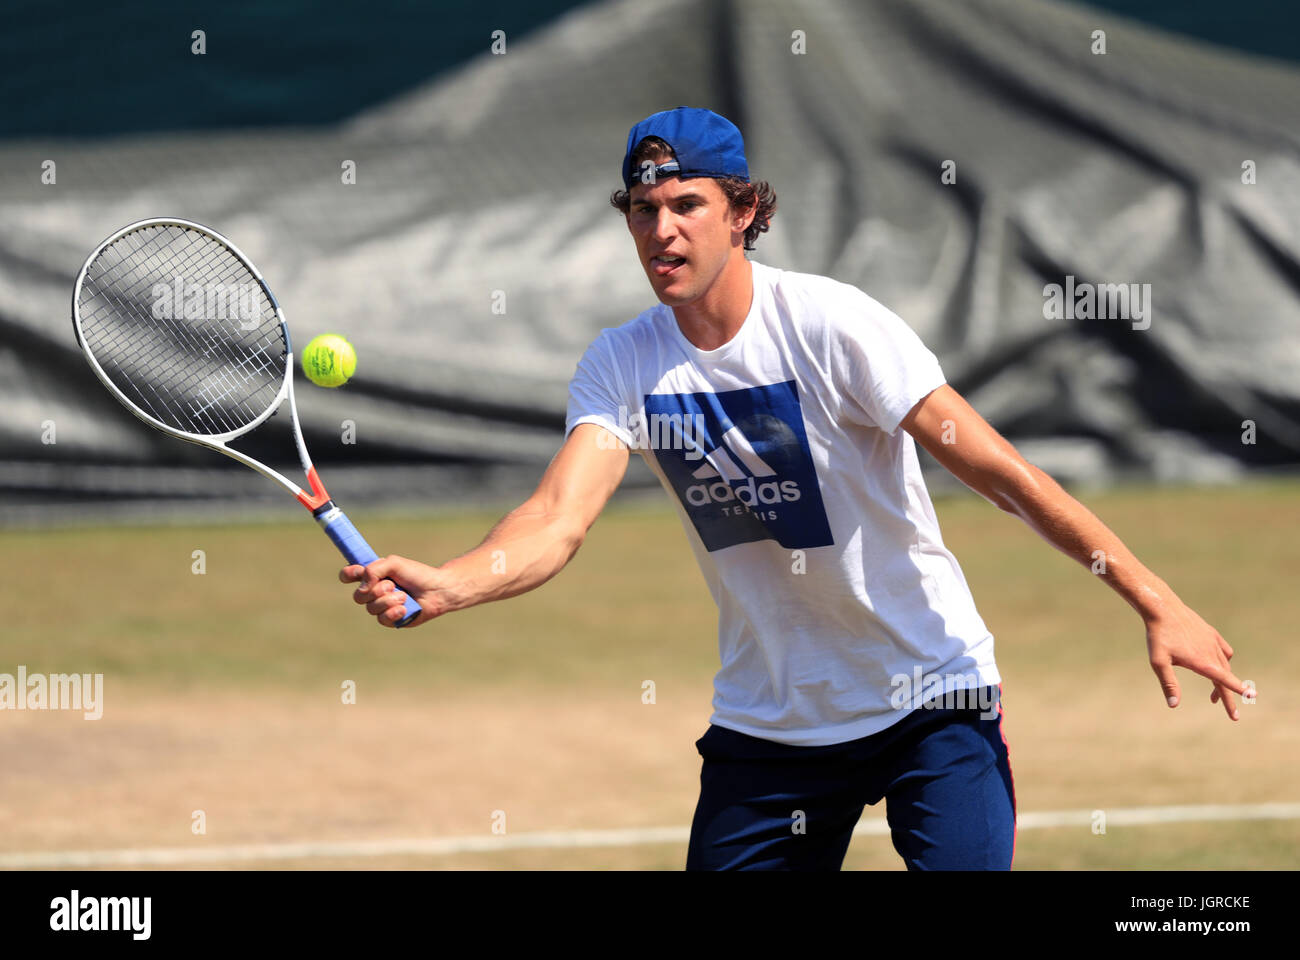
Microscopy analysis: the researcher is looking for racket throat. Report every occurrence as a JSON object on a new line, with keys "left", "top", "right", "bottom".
{"left": 296, "top": 465, "right": 332, "bottom": 512}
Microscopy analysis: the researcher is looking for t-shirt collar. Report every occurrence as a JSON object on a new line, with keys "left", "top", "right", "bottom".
{"left": 666, "top": 259, "right": 763, "bottom": 361}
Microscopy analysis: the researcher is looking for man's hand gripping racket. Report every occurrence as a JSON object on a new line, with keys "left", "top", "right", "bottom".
{"left": 72, "top": 217, "right": 423, "bottom": 627}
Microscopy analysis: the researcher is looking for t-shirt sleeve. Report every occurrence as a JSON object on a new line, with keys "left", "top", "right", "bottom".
{"left": 564, "top": 331, "right": 636, "bottom": 445}
{"left": 831, "top": 290, "right": 946, "bottom": 437}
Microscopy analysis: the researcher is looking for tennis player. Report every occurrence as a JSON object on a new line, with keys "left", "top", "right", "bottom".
{"left": 342, "top": 107, "right": 1247, "bottom": 870}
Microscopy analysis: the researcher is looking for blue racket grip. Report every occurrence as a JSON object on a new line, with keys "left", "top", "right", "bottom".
{"left": 316, "top": 504, "right": 422, "bottom": 627}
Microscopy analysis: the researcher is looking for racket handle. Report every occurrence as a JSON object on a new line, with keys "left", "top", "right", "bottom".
{"left": 315, "top": 504, "right": 422, "bottom": 628}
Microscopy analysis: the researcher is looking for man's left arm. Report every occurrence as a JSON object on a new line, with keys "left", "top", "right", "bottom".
{"left": 900, "top": 384, "right": 1248, "bottom": 720}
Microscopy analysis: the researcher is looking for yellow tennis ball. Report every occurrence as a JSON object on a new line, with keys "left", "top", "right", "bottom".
{"left": 301, "top": 334, "right": 356, "bottom": 388}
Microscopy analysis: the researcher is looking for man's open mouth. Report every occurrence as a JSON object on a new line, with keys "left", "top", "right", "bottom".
{"left": 652, "top": 255, "right": 686, "bottom": 276}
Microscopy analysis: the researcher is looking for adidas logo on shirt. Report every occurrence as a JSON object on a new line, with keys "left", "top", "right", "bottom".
{"left": 684, "top": 427, "right": 803, "bottom": 507}
{"left": 643, "top": 381, "right": 833, "bottom": 551}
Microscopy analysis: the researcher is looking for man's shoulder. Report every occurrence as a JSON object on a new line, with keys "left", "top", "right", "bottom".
{"left": 620, "top": 301, "right": 671, "bottom": 336}
{"left": 574, "top": 303, "right": 668, "bottom": 375}
{"left": 755, "top": 261, "right": 891, "bottom": 328}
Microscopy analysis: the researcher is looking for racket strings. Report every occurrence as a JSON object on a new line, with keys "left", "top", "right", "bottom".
{"left": 77, "top": 225, "right": 288, "bottom": 437}
{"left": 88, "top": 228, "right": 281, "bottom": 434}
{"left": 83, "top": 232, "right": 264, "bottom": 434}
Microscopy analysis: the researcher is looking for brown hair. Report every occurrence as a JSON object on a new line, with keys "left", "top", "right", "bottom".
{"left": 610, "top": 136, "right": 777, "bottom": 251}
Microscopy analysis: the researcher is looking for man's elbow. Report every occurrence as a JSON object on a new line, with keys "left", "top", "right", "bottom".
{"left": 553, "top": 513, "right": 591, "bottom": 561}
{"left": 985, "top": 460, "right": 1051, "bottom": 517}
{"left": 952, "top": 450, "right": 1037, "bottom": 513}
{"left": 562, "top": 520, "right": 587, "bottom": 557}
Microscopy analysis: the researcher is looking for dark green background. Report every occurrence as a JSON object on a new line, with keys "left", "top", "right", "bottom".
{"left": 0, "top": 0, "right": 594, "bottom": 137}
{"left": 1, "top": 0, "right": 1294, "bottom": 138}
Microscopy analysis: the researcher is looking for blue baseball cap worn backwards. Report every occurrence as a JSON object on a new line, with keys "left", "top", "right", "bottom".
{"left": 621, "top": 106, "right": 750, "bottom": 189}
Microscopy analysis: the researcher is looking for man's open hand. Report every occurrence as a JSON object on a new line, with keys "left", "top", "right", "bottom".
{"left": 1145, "top": 600, "right": 1248, "bottom": 720}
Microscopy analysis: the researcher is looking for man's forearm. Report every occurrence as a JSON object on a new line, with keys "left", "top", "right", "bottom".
{"left": 434, "top": 503, "right": 585, "bottom": 613}
{"left": 903, "top": 384, "right": 1243, "bottom": 717}
{"left": 995, "top": 463, "right": 1176, "bottom": 622}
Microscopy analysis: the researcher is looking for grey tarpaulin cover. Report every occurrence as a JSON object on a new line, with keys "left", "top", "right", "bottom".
{"left": 1, "top": 0, "right": 1298, "bottom": 523}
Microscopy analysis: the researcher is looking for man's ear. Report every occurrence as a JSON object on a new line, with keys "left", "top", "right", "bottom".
{"left": 732, "top": 200, "right": 757, "bottom": 235}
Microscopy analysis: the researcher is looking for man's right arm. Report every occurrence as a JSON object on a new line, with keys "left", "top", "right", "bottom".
{"left": 341, "top": 422, "right": 630, "bottom": 628}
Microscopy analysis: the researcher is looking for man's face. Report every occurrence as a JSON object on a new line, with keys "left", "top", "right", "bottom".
{"left": 626, "top": 174, "right": 750, "bottom": 307}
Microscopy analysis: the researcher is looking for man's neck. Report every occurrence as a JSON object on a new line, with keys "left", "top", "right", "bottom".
{"left": 672, "top": 257, "right": 754, "bottom": 351}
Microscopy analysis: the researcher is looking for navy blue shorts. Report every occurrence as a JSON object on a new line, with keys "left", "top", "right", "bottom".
{"left": 686, "top": 685, "right": 1016, "bottom": 870}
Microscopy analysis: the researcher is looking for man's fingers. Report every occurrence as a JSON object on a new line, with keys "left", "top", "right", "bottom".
{"left": 1208, "top": 663, "right": 1248, "bottom": 698}
{"left": 1216, "top": 683, "right": 1239, "bottom": 721}
{"left": 1207, "top": 656, "right": 1243, "bottom": 720}
{"left": 340, "top": 554, "right": 430, "bottom": 628}
{"left": 360, "top": 555, "right": 406, "bottom": 587}
{"left": 1161, "top": 650, "right": 1247, "bottom": 719}
{"left": 383, "top": 600, "right": 412, "bottom": 626}
{"left": 371, "top": 590, "right": 411, "bottom": 628}
{"left": 1151, "top": 659, "right": 1180, "bottom": 708}
{"left": 365, "top": 591, "right": 402, "bottom": 617}
{"left": 360, "top": 579, "right": 399, "bottom": 611}
{"left": 1150, "top": 618, "right": 1244, "bottom": 719}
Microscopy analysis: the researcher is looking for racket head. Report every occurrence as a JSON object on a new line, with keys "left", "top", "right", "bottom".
{"left": 72, "top": 217, "right": 292, "bottom": 446}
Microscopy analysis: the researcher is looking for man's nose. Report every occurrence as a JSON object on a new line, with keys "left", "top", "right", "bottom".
{"left": 651, "top": 207, "right": 678, "bottom": 241}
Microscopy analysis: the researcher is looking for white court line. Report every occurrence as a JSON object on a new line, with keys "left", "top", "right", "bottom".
{"left": 1, "top": 803, "right": 1297, "bottom": 869}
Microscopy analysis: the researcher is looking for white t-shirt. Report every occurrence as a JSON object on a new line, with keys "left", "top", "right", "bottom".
{"left": 565, "top": 260, "right": 999, "bottom": 746}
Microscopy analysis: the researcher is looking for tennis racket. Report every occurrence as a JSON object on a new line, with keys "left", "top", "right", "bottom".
{"left": 71, "top": 217, "right": 422, "bottom": 627}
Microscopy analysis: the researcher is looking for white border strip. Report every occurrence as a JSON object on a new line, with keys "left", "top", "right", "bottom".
{"left": 2, "top": 804, "right": 1297, "bottom": 869}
